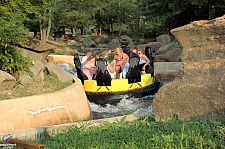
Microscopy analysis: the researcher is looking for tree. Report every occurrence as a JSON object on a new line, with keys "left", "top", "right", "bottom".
{"left": 53, "top": 0, "right": 96, "bottom": 37}
{"left": 26, "top": 0, "right": 59, "bottom": 42}
{"left": 0, "top": 0, "right": 32, "bottom": 75}
{"left": 0, "top": 0, "right": 29, "bottom": 45}
{"left": 94, "top": 0, "right": 138, "bottom": 36}
{"left": 139, "top": 0, "right": 225, "bottom": 34}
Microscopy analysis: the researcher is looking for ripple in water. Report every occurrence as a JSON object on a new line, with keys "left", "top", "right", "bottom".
{"left": 58, "top": 63, "right": 157, "bottom": 119}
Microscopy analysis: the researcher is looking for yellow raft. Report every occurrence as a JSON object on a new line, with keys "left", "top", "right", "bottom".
{"left": 83, "top": 74, "right": 160, "bottom": 105}
{"left": 84, "top": 74, "right": 154, "bottom": 93}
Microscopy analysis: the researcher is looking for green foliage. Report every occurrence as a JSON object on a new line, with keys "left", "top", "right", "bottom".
{"left": 50, "top": 51, "right": 64, "bottom": 55}
{"left": 0, "top": 46, "right": 32, "bottom": 76}
{"left": 66, "top": 44, "right": 79, "bottom": 50}
{"left": 36, "top": 116, "right": 225, "bottom": 148}
{"left": 0, "top": 0, "right": 29, "bottom": 45}
{"left": 139, "top": 0, "right": 225, "bottom": 32}
{"left": 105, "top": 56, "right": 114, "bottom": 63}
{"left": 167, "top": 41, "right": 183, "bottom": 49}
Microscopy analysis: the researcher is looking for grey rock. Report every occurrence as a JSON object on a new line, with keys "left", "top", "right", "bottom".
{"left": 29, "top": 61, "right": 45, "bottom": 81}
{"left": 19, "top": 72, "right": 34, "bottom": 85}
{"left": 156, "top": 44, "right": 174, "bottom": 55}
{"left": 156, "top": 34, "right": 171, "bottom": 44}
{"left": 82, "top": 38, "right": 97, "bottom": 47}
{"left": 0, "top": 70, "right": 16, "bottom": 91}
{"left": 45, "top": 62, "right": 74, "bottom": 82}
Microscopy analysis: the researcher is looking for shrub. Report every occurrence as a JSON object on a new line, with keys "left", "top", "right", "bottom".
{"left": 0, "top": 45, "right": 32, "bottom": 76}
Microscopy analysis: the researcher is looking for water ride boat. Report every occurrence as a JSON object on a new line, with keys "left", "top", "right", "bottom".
{"left": 83, "top": 74, "right": 160, "bottom": 105}
{"left": 74, "top": 46, "right": 161, "bottom": 105}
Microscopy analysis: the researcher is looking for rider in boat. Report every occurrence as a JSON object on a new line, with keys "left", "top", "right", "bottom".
{"left": 137, "top": 49, "right": 150, "bottom": 74}
{"left": 81, "top": 54, "right": 96, "bottom": 80}
{"left": 114, "top": 47, "right": 129, "bottom": 79}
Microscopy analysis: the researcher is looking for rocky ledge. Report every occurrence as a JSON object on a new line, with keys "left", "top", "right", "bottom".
{"left": 152, "top": 15, "right": 225, "bottom": 121}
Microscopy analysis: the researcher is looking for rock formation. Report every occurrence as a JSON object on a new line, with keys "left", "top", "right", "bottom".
{"left": 18, "top": 39, "right": 55, "bottom": 65}
{"left": 0, "top": 71, "right": 16, "bottom": 91}
{"left": 152, "top": 15, "right": 225, "bottom": 121}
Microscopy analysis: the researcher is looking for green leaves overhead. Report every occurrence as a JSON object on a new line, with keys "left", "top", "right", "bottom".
{"left": 0, "top": 0, "right": 29, "bottom": 45}
{"left": 139, "top": 0, "right": 225, "bottom": 33}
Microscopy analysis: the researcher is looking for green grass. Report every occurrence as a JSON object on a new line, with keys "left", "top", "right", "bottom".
{"left": 0, "top": 73, "right": 73, "bottom": 100}
{"left": 66, "top": 44, "right": 79, "bottom": 50}
{"left": 50, "top": 51, "right": 64, "bottom": 55}
{"left": 35, "top": 116, "right": 225, "bottom": 149}
{"left": 167, "top": 41, "right": 183, "bottom": 49}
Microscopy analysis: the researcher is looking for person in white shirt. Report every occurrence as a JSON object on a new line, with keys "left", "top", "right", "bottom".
{"left": 81, "top": 52, "right": 92, "bottom": 65}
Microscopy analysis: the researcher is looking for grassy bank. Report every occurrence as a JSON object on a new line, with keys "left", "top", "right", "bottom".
{"left": 0, "top": 73, "right": 73, "bottom": 100}
{"left": 36, "top": 116, "right": 225, "bottom": 149}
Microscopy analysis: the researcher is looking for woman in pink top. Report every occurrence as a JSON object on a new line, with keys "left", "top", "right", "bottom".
{"left": 82, "top": 55, "right": 96, "bottom": 80}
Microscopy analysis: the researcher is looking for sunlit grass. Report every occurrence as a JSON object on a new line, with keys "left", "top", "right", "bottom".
{"left": 35, "top": 116, "right": 225, "bottom": 149}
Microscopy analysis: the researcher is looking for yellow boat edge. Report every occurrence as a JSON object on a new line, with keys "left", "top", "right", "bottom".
{"left": 83, "top": 74, "right": 154, "bottom": 93}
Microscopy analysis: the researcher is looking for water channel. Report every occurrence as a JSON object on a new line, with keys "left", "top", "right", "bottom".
{"left": 59, "top": 64, "right": 166, "bottom": 119}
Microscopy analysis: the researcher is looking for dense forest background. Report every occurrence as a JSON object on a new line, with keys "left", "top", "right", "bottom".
{"left": 0, "top": 0, "right": 225, "bottom": 74}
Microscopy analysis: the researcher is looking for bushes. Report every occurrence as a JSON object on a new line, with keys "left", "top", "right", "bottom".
{"left": 0, "top": 45, "right": 32, "bottom": 76}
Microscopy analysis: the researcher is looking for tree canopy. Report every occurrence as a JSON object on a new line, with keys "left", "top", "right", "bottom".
{"left": 1, "top": 0, "right": 225, "bottom": 44}
{"left": 0, "top": 0, "right": 225, "bottom": 74}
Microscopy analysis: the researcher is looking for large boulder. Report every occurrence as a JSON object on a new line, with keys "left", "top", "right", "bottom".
{"left": 18, "top": 72, "right": 33, "bottom": 85}
{"left": 156, "top": 34, "right": 171, "bottom": 44}
{"left": 18, "top": 61, "right": 46, "bottom": 85}
{"left": 155, "top": 62, "right": 183, "bottom": 82}
{"left": 152, "top": 15, "right": 225, "bottom": 121}
{"left": 19, "top": 39, "right": 55, "bottom": 64}
{"left": 82, "top": 37, "right": 97, "bottom": 47}
{"left": 119, "top": 35, "right": 134, "bottom": 46}
{"left": 155, "top": 46, "right": 182, "bottom": 62}
{"left": 0, "top": 71, "right": 16, "bottom": 91}
{"left": 45, "top": 62, "right": 74, "bottom": 82}
{"left": 30, "top": 61, "right": 45, "bottom": 81}
{"left": 108, "top": 38, "right": 120, "bottom": 49}
{"left": 156, "top": 44, "right": 174, "bottom": 55}
{"left": 137, "top": 42, "right": 163, "bottom": 52}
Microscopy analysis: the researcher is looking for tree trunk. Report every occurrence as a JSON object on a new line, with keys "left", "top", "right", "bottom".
{"left": 71, "top": 26, "right": 76, "bottom": 37}
{"left": 80, "top": 26, "right": 84, "bottom": 35}
{"left": 40, "top": 10, "right": 48, "bottom": 43}
{"left": 110, "top": 23, "right": 113, "bottom": 37}
{"left": 208, "top": 0, "right": 215, "bottom": 20}
{"left": 46, "top": 10, "right": 52, "bottom": 41}
{"left": 41, "top": 28, "right": 47, "bottom": 42}
{"left": 118, "top": 22, "right": 122, "bottom": 37}
{"left": 99, "top": 27, "right": 102, "bottom": 36}
{"left": 40, "top": 20, "right": 43, "bottom": 42}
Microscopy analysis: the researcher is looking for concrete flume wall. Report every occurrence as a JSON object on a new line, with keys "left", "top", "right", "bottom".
{"left": 0, "top": 77, "right": 93, "bottom": 132}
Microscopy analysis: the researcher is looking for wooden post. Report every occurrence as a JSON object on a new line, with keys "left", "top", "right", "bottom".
{"left": 9, "top": 139, "right": 45, "bottom": 149}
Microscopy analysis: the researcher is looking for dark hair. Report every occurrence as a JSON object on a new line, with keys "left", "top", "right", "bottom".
{"left": 121, "top": 45, "right": 132, "bottom": 57}
{"left": 92, "top": 49, "right": 101, "bottom": 56}
{"left": 133, "top": 46, "right": 138, "bottom": 50}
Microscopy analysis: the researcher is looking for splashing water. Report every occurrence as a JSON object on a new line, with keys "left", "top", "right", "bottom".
{"left": 59, "top": 63, "right": 156, "bottom": 119}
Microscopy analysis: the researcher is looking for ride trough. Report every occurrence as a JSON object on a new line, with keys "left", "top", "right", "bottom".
{"left": 74, "top": 46, "right": 161, "bottom": 105}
